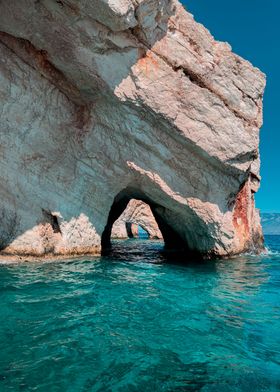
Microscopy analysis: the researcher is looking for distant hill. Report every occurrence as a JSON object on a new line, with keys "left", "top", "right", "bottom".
{"left": 261, "top": 213, "right": 280, "bottom": 235}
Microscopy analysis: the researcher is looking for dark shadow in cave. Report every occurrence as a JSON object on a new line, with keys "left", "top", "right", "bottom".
{"left": 125, "top": 222, "right": 135, "bottom": 239}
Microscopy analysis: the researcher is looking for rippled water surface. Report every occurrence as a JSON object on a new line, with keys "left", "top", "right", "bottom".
{"left": 1, "top": 236, "right": 280, "bottom": 391}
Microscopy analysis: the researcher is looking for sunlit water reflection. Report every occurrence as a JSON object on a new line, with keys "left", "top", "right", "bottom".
{"left": 0, "top": 236, "right": 279, "bottom": 391}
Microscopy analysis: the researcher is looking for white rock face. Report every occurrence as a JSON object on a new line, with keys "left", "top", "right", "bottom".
{"left": 112, "top": 199, "right": 163, "bottom": 239}
{"left": 0, "top": 0, "right": 265, "bottom": 258}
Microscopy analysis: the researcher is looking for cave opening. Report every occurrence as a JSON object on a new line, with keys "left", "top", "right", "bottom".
{"left": 125, "top": 222, "right": 138, "bottom": 239}
{"left": 101, "top": 187, "right": 187, "bottom": 256}
{"left": 110, "top": 197, "right": 163, "bottom": 243}
{"left": 138, "top": 225, "right": 149, "bottom": 239}
{"left": 121, "top": 222, "right": 151, "bottom": 240}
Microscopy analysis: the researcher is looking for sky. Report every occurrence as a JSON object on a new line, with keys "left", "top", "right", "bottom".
{"left": 182, "top": 0, "right": 280, "bottom": 212}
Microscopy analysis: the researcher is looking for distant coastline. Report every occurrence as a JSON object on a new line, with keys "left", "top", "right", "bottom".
{"left": 261, "top": 213, "right": 280, "bottom": 235}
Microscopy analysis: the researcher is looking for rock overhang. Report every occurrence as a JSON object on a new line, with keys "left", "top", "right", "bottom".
{"left": 0, "top": 0, "right": 266, "bottom": 259}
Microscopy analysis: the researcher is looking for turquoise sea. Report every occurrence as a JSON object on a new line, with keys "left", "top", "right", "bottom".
{"left": 0, "top": 236, "right": 280, "bottom": 391}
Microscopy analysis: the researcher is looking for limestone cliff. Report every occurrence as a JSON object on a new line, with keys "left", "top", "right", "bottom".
{"left": 112, "top": 199, "right": 163, "bottom": 239}
{"left": 0, "top": 0, "right": 265, "bottom": 258}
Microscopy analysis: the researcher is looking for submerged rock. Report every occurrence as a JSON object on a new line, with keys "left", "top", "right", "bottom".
{"left": 112, "top": 199, "right": 163, "bottom": 239}
{"left": 0, "top": 0, "right": 265, "bottom": 258}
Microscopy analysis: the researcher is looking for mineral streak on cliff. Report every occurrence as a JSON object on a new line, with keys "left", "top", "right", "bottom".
{"left": 0, "top": 0, "right": 265, "bottom": 258}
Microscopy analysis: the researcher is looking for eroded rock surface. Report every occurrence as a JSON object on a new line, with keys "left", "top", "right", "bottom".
{"left": 111, "top": 199, "right": 163, "bottom": 239}
{"left": 0, "top": 0, "right": 265, "bottom": 258}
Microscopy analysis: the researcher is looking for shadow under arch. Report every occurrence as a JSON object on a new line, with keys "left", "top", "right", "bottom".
{"left": 101, "top": 186, "right": 191, "bottom": 256}
{"left": 125, "top": 222, "right": 136, "bottom": 239}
